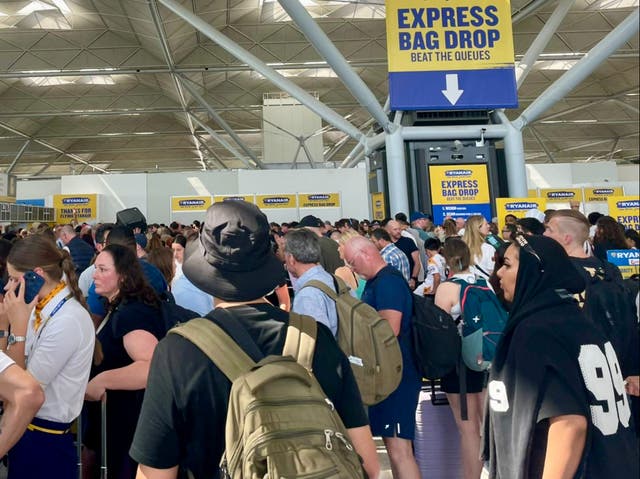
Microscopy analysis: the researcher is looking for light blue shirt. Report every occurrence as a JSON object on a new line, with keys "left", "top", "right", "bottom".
{"left": 172, "top": 274, "right": 214, "bottom": 316}
{"left": 292, "top": 265, "right": 340, "bottom": 336}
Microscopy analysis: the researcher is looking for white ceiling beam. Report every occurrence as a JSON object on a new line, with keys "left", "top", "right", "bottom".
{"left": 156, "top": 0, "right": 365, "bottom": 143}
{"left": 6, "top": 139, "right": 30, "bottom": 174}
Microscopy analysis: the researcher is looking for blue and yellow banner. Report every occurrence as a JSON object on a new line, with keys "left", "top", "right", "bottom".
{"left": 256, "top": 194, "right": 297, "bottom": 210}
{"left": 385, "top": 0, "right": 517, "bottom": 109}
{"left": 607, "top": 250, "right": 639, "bottom": 279}
{"left": 583, "top": 186, "right": 624, "bottom": 203}
{"left": 170, "top": 196, "right": 212, "bottom": 212}
{"left": 540, "top": 188, "right": 584, "bottom": 203}
{"left": 607, "top": 196, "right": 639, "bottom": 231}
{"left": 298, "top": 193, "right": 341, "bottom": 208}
{"left": 53, "top": 194, "right": 98, "bottom": 221}
{"left": 214, "top": 194, "right": 255, "bottom": 204}
{"left": 429, "top": 164, "right": 491, "bottom": 224}
{"left": 495, "top": 197, "right": 547, "bottom": 231}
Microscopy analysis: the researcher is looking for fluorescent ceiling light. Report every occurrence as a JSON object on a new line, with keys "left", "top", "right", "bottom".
{"left": 535, "top": 59, "right": 579, "bottom": 70}
{"left": 277, "top": 68, "right": 338, "bottom": 78}
{"left": 590, "top": 0, "right": 638, "bottom": 9}
{"left": 18, "top": 1, "right": 56, "bottom": 16}
{"left": 22, "top": 75, "right": 116, "bottom": 86}
{"left": 51, "top": 0, "right": 71, "bottom": 14}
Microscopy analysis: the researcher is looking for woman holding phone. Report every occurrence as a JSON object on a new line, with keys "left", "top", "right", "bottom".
{"left": 0, "top": 234, "right": 95, "bottom": 479}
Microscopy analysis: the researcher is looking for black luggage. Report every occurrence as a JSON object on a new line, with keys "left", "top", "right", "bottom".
{"left": 116, "top": 207, "right": 147, "bottom": 233}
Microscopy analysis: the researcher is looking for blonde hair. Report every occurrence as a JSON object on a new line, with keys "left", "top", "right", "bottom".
{"left": 337, "top": 229, "right": 360, "bottom": 246}
{"left": 462, "top": 215, "right": 486, "bottom": 265}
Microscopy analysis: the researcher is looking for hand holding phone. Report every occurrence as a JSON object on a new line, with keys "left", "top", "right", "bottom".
{"left": 17, "top": 271, "right": 46, "bottom": 304}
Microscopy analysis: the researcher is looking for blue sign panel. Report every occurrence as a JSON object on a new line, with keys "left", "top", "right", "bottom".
{"left": 389, "top": 67, "right": 517, "bottom": 110}
{"left": 16, "top": 198, "right": 45, "bottom": 207}
{"left": 432, "top": 203, "right": 492, "bottom": 226}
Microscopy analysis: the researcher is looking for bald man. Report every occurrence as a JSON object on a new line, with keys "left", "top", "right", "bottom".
{"left": 384, "top": 220, "right": 420, "bottom": 290}
{"left": 344, "top": 237, "right": 422, "bottom": 479}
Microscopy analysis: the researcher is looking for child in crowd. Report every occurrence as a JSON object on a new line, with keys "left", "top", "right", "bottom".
{"left": 414, "top": 237, "right": 446, "bottom": 298}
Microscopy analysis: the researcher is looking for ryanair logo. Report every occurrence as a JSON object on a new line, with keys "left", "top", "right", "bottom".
{"left": 307, "top": 194, "right": 330, "bottom": 201}
{"left": 445, "top": 169, "right": 472, "bottom": 177}
{"left": 593, "top": 188, "right": 614, "bottom": 195}
{"left": 264, "top": 197, "right": 290, "bottom": 205}
{"left": 222, "top": 197, "right": 245, "bottom": 201}
{"left": 547, "top": 191, "right": 575, "bottom": 199}
{"left": 617, "top": 200, "right": 639, "bottom": 208}
{"left": 505, "top": 202, "right": 538, "bottom": 210}
{"left": 179, "top": 199, "right": 205, "bottom": 207}
{"left": 62, "top": 197, "right": 90, "bottom": 205}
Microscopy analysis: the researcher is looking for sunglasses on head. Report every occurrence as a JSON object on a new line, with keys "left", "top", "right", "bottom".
{"left": 514, "top": 234, "right": 544, "bottom": 271}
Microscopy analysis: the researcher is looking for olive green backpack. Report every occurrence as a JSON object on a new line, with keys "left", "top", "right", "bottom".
{"left": 169, "top": 313, "right": 365, "bottom": 479}
{"left": 302, "top": 275, "right": 403, "bottom": 405}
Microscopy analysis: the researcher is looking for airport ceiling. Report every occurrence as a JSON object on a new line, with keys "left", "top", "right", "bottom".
{"left": 0, "top": 0, "right": 637, "bottom": 178}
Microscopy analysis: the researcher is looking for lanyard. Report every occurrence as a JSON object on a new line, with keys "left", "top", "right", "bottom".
{"left": 26, "top": 294, "right": 73, "bottom": 366}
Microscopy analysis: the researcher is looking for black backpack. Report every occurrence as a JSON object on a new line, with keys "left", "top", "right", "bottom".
{"left": 158, "top": 291, "right": 200, "bottom": 334}
{"left": 579, "top": 261, "right": 639, "bottom": 375}
{"left": 412, "top": 294, "right": 461, "bottom": 380}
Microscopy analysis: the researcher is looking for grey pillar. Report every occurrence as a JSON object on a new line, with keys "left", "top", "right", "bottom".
{"left": 385, "top": 125, "right": 409, "bottom": 215}
{"left": 496, "top": 111, "right": 528, "bottom": 197}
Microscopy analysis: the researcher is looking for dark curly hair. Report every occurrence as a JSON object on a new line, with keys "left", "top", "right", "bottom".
{"left": 102, "top": 244, "right": 159, "bottom": 310}
{"left": 594, "top": 216, "right": 627, "bottom": 250}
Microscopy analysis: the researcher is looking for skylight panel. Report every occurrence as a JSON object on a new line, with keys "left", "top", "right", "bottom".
{"left": 535, "top": 60, "right": 579, "bottom": 70}
{"left": 17, "top": 1, "right": 57, "bottom": 16}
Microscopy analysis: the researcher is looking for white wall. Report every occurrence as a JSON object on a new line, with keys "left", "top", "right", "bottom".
{"left": 16, "top": 179, "right": 62, "bottom": 202}
{"left": 62, "top": 174, "right": 148, "bottom": 223}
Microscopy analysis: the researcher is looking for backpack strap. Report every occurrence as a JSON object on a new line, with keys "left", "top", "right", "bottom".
{"left": 283, "top": 312, "right": 317, "bottom": 371}
{"left": 169, "top": 318, "right": 255, "bottom": 382}
{"left": 301, "top": 279, "right": 340, "bottom": 301}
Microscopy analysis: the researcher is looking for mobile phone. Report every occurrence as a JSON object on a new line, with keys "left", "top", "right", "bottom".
{"left": 20, "top": 271, "right": 46, "bottom": 303}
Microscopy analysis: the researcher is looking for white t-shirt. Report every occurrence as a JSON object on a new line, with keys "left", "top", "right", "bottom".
{"left": 415, "top": 253, "right": 447, "bottom": 295}
{"left": 78, "top": 263, "right": 95, "bottom": 297}
{"left": 0, "top": 351, "right": 14, "bottom": 374}
{"left": 25, "top": 286, "right": 95, "bottom": 423}
{"left": 473, "top": 242, "right": 495, "bottom": 279}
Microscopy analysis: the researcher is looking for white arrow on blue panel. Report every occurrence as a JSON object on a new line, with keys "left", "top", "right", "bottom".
{"left": 441, "top": 74, "right": 464, "bottom": 105}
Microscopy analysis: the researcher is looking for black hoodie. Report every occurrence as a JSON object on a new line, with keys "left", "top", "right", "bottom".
{"left": 484, "top": 235, "right": 639, "bottom": 479}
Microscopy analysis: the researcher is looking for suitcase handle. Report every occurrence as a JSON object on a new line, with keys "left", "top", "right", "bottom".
{"left": 100, "top": 393, "right": 107, "bottom": 479}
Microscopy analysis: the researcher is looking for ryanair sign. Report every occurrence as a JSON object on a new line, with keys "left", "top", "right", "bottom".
{"left": 53, "top": 194, "right": 97, "bottom": 221}
{"left": 298, "top": 193, "right": 340, "bottom": 208}
{"left": 583, "top": 186, "right": 623, "bottom": 202}
{"left": 371, "top": 192, "right": 386, "bottom": 220}
{"left": 540, "top": 188, "right": 583, "bottom": 202}
{"left": 445, "top": 169, "right": 473, "bottom": 177}
{"left": 256, "top": 194, "right": 297, "bottom": 209}
{"left": 607, "top": 195, "right": 639, "bottom": 231}
{"left": 171, "top": 196, "right": 212, "bottom": 212}
{"left": 495, "top": 197, "right": 547, "bottom": 232}
{"left": 607, "top": 249, "right": 640, "bottom": 279}
{"left": 214, "top": 195, "right": 255, "bottom": 204}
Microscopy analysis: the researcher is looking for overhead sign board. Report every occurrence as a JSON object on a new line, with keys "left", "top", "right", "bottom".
{"left": 170, "top": 196, "right": 212, "bottom": 213}
{"left": 371, "top": 192, "right": 386, "bottom": 220}
{"left": 428, "top": 164, "right": 491, "bottom": 224}
{"left": 385, "top": 0, "right": 517, "bottom": 110}
{"left": 298, "top": 193, "right": 341, "bottom": 208}
{"left": 214, "top": 194, "right": 255, "bottom": 204}
{"left": 607, "top": 196, "right": 639, "bottom": 231}
{"left": 583, "top": 186, "right": 624, "bottom": 202}
{"left": 256, "top": 194, "right": 297, "bottom": 210}
{"left": 607, "top": 249, "right": 639, "bottom": 279}
{"left": 53, "top": 194, "right": 98, "bottom": 222}
{"left": 495, "top": 197, "right": 547, "bottom": 231}
{"left": 540, "top": 188, "right": 584, "bottom": 202}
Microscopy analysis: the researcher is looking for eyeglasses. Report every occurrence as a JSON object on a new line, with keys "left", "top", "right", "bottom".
{"left": 514, "top": 234, "right": 544, "bottom": 271}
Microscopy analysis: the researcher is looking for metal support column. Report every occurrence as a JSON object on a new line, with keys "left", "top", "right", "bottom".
{"left": 190, "top": 114, "right": 257, "bottom": 169}
{"left": 6, "top": 139, "right": 30, "bottom": 174}
{"left": 385, "top": 116, "right": 409, "bottom": 215}
{"left": 278, "top": 0, "right": 390, "bottom": 132}
{"left": 515, "top": 9, "right": 640, "bottom": 129}
{"left": 529, "top": 127, "right": 556, "bottom": 163}
{"left": 495, "top": 111, "right": 528, "bottom": 197}
{"left": 178, "top": 75, "right": 264, "bottom": 168}
{"left": 512, "top": 0, "right": 553, "bottom": 24}
{"left": 157, "top": 0, "right": 365, "bottom": 142}
{"left": 516, "top": 0, "right": 575, "bottom": 88}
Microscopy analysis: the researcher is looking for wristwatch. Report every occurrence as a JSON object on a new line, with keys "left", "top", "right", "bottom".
{"left": 7, "top": 333, "right": 26, "bottom": 347}
{"left": 0, "top": 330, "right": 8, "bottom": 339}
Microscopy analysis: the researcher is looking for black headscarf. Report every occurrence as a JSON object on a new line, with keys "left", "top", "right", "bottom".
{"left": 505, "top": 235, "right": 585, "bottom": 333}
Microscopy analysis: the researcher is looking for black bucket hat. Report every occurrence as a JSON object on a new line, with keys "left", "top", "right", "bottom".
{"left": 182, "top": 201, "right": 285, "bottom": 301}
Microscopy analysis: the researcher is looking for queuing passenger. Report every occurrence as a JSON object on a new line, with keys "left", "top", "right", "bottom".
{"left": 146, "top": 247, "right": 174, "bottom": 287}
{"left": 335, "top": 229, "right": 366, "bottom": 298}
{"left": 501, "top": 223, "right": 518, "bottom": 242}
{"left": 285, "top": 228, "right": 341, "bottom": 336}
{"left": 171, "top": 232, "right": 214, "bottom": 316}
{"left": 625, "top": 228, "right": 640, "bottom": 249}
{"left": 343, "top": 236, "right": 421, "bottom": 479}
{"left": 59, "top": 223, "right": 95, "bottom": 275}
{"left": 0, "top": 352, "right": 44, "bottom": 457}
{"left": 78, "top": 223, "right": 113, "bottom": 297}
{"left": 434, "top": 238, "right": 487, "bottom": 479}
{"left": 1, "top": 234, "right": 94, "bottom": 479}
{"left": 84, "top": 244, "right": 164, "bottom": 479}
{"left": 384, "top": 220, "right": 420, "bottom": 289}
{"left": 443, "top": 218, "right": 458, "bottom": 239}
{"left": 298, "top": 215, "right": 343, "bottom": 273}
{"left": 516, "top": 217, "right": 545, "bottom": 236}
{"left": 593, "top": 215, "right": 629, "bottom": 261}
{"left": 130, "top": 200, "right": 379, "bottom": 479}
{"left": 134, "top": 233, "right": 148, "bottom": 258}
{"left": 486, "top": 235, "right": 639, "bottom": 478}
{"left": 171, "top": 234, "right": 187, "bottom": 285}
{"left": 370, "top": 228, "right": 411, "bottom": 282}
{"left": 462, "top": 215, "right": 495, "bottom": 279}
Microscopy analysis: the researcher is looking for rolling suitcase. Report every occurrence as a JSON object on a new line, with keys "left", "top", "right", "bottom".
{"left": 116, "top": 207, "right": 147, "bottom": 233}
{"left": 414, "top": 383, "right": 462, "bottom": 479}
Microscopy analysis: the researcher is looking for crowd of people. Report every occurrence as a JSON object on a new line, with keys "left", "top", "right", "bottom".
{"left": 0, "top": 202, "right": 637, "bottom": 479}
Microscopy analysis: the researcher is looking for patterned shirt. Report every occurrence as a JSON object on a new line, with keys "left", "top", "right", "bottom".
{"left": 380, "top": 243, "right": 410, "bottom": 282}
